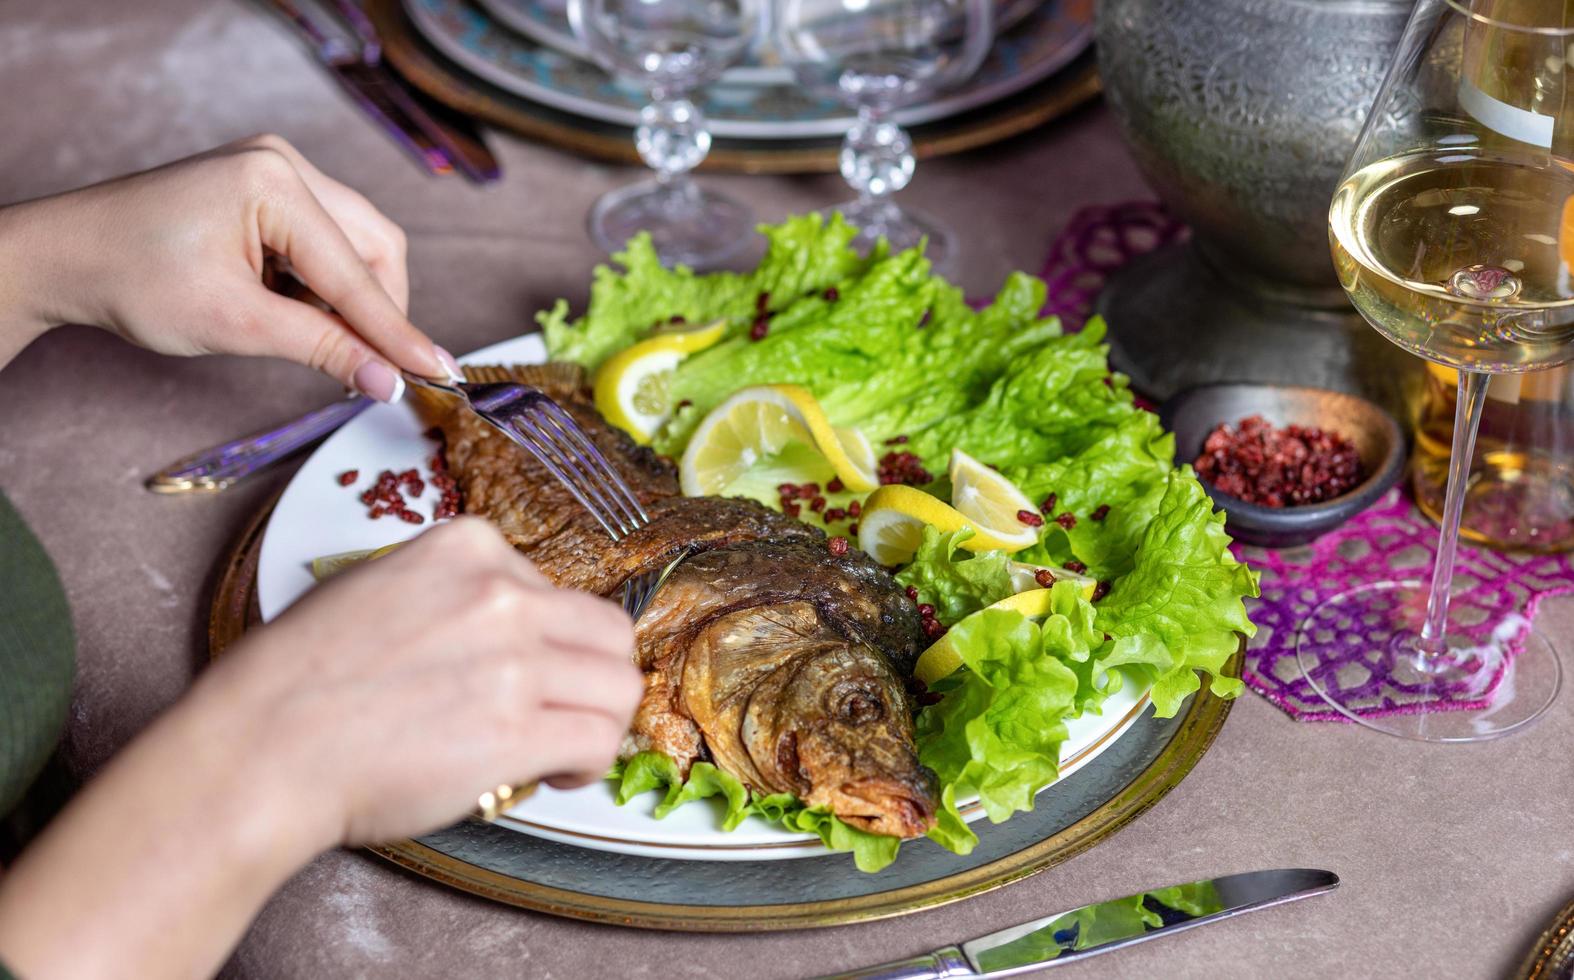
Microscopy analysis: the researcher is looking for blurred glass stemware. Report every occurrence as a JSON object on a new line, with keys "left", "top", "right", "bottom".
{"left": 569, "top": 0, "right": 760, "bottom": 266}
{"left": 774, "top": 0, "right": 993, "bottom": 268}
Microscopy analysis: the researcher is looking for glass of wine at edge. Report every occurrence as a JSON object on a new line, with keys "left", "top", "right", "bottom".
{"left": 1298, "top": 0, "right": 1573, "bottom": 741}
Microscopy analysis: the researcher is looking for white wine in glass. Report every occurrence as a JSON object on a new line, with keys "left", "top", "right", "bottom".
{"left": 1298, "top": 0, "right": 1572, "bottom": 741}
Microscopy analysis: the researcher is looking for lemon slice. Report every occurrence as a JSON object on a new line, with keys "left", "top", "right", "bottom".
{"left": 679, "top": 384, "right": 878, "bottom": 497}
{"left": 948, "top": 447, "right": 1043, "bottom": 542}
{"left": 856, "top": 484, "right": 1037, "bottom": 566}
{"left": 1006, "top": 560, "right": 1098, "bottom": 599}
{"left": 766, "top": 385, "right": 880, "bottom": 492}
{"left": 310, "top": 542, "right": 404, "bottom": 581}
{"left": 593, "top": 320, "right": 727, "bottom": 445}
{"left": 914, "top": 588, "right": 1056, "bottom": 686}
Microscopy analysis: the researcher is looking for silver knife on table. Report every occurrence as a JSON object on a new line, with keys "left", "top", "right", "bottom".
{"left": 821, "top": 868, "right": 1339, "bottom": 979}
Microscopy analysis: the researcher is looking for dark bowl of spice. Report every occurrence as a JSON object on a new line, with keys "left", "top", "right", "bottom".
{"left": 1160, "top": 383, "right": 1406, "bottom": 548}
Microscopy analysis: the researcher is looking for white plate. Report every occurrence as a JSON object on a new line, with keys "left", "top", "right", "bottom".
{"left": 256, "top": 332, "right": 1151, "bottom": 861}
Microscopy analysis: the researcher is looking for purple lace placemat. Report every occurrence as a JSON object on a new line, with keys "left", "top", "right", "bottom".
{"left": 1038, "top": 202, "right": 1574, "bottom": 722}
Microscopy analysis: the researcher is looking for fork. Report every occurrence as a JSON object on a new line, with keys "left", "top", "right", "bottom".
{"left": 406, "top": 367, "right": 687, "bottom": 620}
{"left": 412, "top": 368, "right": 689, "bottom": 822}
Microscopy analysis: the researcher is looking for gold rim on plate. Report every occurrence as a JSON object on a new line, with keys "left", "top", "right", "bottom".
{"left": 1513, "top": 896, "right": 1574, "bottom": 980}
{"left": 210, "top": 492, "right": 1237, "bottom": 932}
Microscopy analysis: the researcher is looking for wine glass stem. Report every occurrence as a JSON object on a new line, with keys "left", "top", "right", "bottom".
{"left": 636, "top": 89, "right": 711, "bottom": 196}
{"left": 1418, "top": 369, "right": 1489, "bottom": 655}
{"left": 841, "top": 105, "right": 914, "bottom": 206}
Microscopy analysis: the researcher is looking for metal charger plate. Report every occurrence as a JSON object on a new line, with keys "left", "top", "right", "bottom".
{"left": 210, "top": 491, "right": 1239, "bottom": 931}
{"left": 1513, "top": 897, "right": 1574, "bottom": 980}
{"left": 365, "top": 0, "right": 1102, "bottom": 174}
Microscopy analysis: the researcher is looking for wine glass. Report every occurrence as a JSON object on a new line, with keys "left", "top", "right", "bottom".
{"left": 569, "top": 0, "right": 760, "bottom": 267}
{"left": 1298, "top": 0, "right": 1573, "bottom": 741}
{"left": 773, "top": 0, "right": 993, "bottom": 268}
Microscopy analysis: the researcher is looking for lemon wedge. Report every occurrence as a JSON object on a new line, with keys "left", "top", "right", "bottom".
{"left": 914, "top": 588, "right": 1056, "bottom": 686}
{"left": 593, "top": 319, "right": 727, "bottom": 445}
{"left": 948, "top": 447, "right": 1043, "bottom": 543}
{"left": 1006, "top": 560, "right": 1099, "bottom": 599}
{"left": 679, "top": 384, "right": 878, "bottom": 497}
{"left": 856, "top": 484, "right": 1038, "bottom": 566}
{"left": 309, "top": 542, "right": 405, "bottom": 581}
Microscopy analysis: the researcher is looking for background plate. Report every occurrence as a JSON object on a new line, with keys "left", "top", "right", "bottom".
{"left": 402, "top": 0, "right": 1093, "bottom": 139}
{"left": 368, "top": 0, "right": 1103, "bottom": 174}
{"left": 474, "top": 0, "right": 1054, "bottom": 89}
{"left": 254, "top": 333, "right": 1154, "bottom": 861}
{"left": 475, "top": 0, "right": 793, "bottom": 87}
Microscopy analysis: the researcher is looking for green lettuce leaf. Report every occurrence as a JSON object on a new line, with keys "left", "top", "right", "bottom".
{"left": 1009, "top": 410, "right": 1176, "bottom": 581}
{"left": 894, "top": 527, "right": 1016, "bottom": 626}
{"left": 540, "top": 213, "right": 869, "bottom": 372}
{"left": 916, "top": 605, "right": 1080, "bottom": 839}
{"left": 610, "top": 752, "right": 902, "bottom": 872}
{"left": 751, "top": 794, "right": 902, "bottom": 872}
{"left": 1093, "top": 474, "right": 1258, "bottom": 717}
{"left": 904, "top": 320, "right": 1129, "bottom": 476}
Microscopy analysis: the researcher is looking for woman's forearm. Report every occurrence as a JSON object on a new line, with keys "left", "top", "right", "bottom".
{"left": 0, "top": 683, "right": 329, "bottom": 979}
{"left": 0, "top": 198, "right": 65, "bottom": 369}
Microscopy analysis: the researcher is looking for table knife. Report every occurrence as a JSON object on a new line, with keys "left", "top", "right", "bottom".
{"left": 323, "top": 0, "right": 502, "bottom": 183}
{"left": 265, "top": 0, "right": 453, "bottom": 176}
{"left": 821, "top": 868, "right": 1339, "bottom": 979}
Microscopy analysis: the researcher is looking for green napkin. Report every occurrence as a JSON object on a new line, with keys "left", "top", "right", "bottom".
{"left": 0, "top": 491, "right": 75, "bottom": 816}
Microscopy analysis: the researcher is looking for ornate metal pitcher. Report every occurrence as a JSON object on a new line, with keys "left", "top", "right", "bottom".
{"left": 1095, "top": 0, "right": 1420, "bottom": 416}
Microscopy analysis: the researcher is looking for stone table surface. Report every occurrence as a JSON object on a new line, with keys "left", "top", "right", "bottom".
{"left": 2, "top": 1, "right": 1571, "bottom": 978}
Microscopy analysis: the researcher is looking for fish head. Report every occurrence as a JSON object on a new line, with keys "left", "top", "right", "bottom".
{"left": 748, "top": 642, "right": 939, "bottom": 840}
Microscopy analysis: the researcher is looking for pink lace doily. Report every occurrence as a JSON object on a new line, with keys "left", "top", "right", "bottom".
{"left": 1039, "top": 202, "right": 1574, "bottom": 722}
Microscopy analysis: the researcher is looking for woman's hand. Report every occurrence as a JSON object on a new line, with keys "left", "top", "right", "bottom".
{"left": 206, "top": 516, "right": 646, "bottom": 846}
{"left": 0, "top": 519, "right": 643, "bottom": 979}
{"left": 0, "top": 134, "right": 454, "bottom": 399}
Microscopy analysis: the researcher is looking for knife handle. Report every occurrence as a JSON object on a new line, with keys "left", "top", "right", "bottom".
{"left": 145, "top": 395, "right": 370, "bottom": 494}
{"left": 819, "top": 946, "right": 973, "bottom": 980}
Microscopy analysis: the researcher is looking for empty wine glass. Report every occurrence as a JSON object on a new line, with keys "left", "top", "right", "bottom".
{"left": 569, "top": 0, "right": 760, "bottom": 267}
{"left": 774, "top": 0, "right": 993, "bottom": 268}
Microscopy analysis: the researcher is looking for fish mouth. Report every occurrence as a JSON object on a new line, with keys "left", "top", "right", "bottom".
{"left": 833, "top": 773, "right": 939, "bottom": 839}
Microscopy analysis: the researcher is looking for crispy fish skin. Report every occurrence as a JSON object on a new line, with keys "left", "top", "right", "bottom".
{"left": 427, "top": 365, "right": 939, "bottom": 839}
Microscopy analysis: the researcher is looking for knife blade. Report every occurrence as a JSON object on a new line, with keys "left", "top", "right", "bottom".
{"left": 264, "top": 0, "right": 454, "bottom": 176}
{"left": 323, "top": 0, "right": 502, "bottom": 183}
{"left": 821, "top": 868, "right": 1339, "bottom": 979}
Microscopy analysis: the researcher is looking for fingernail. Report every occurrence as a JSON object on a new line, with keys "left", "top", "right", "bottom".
{"left": 353, "top": 361, "right": 405, "bottom": 403}
{"left": 433, "top": 345, "right": 464, "bottom": 383}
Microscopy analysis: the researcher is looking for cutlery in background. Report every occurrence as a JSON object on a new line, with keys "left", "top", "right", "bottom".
{"left": 821, "top": 868, "right": 1339, "bottom": 978}
{"left": 263, "top": 0, "right": 499, "bottom": 182}
{"left": 323, "top": 0, "right": 502, "bottom": 182}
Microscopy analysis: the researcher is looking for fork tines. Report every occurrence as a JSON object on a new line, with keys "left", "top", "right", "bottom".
{"left": 461, "top": 366, "right": 649, "bottom": 541}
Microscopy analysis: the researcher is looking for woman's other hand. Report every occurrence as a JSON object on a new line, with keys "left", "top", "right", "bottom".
{"left": 0, "top": 134, "right": 456, "bottom": 399}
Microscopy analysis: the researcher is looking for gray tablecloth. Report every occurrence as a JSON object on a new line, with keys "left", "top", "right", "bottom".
{"left": 1, "top": 2, "right": 1571, "bottom": 977}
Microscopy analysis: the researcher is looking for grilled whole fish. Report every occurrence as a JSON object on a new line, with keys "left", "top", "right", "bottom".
{"left": 424, "top": 364, "right": 938, "bottom": 839}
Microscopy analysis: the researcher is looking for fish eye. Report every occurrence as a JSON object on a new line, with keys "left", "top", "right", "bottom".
{"left": 840, "top": 690, "right": 885, "bottom": 724}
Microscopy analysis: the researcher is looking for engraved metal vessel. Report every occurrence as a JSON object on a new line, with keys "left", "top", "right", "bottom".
{"left": 1094, "top": 0, "right": 1422, "bottom": 418}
